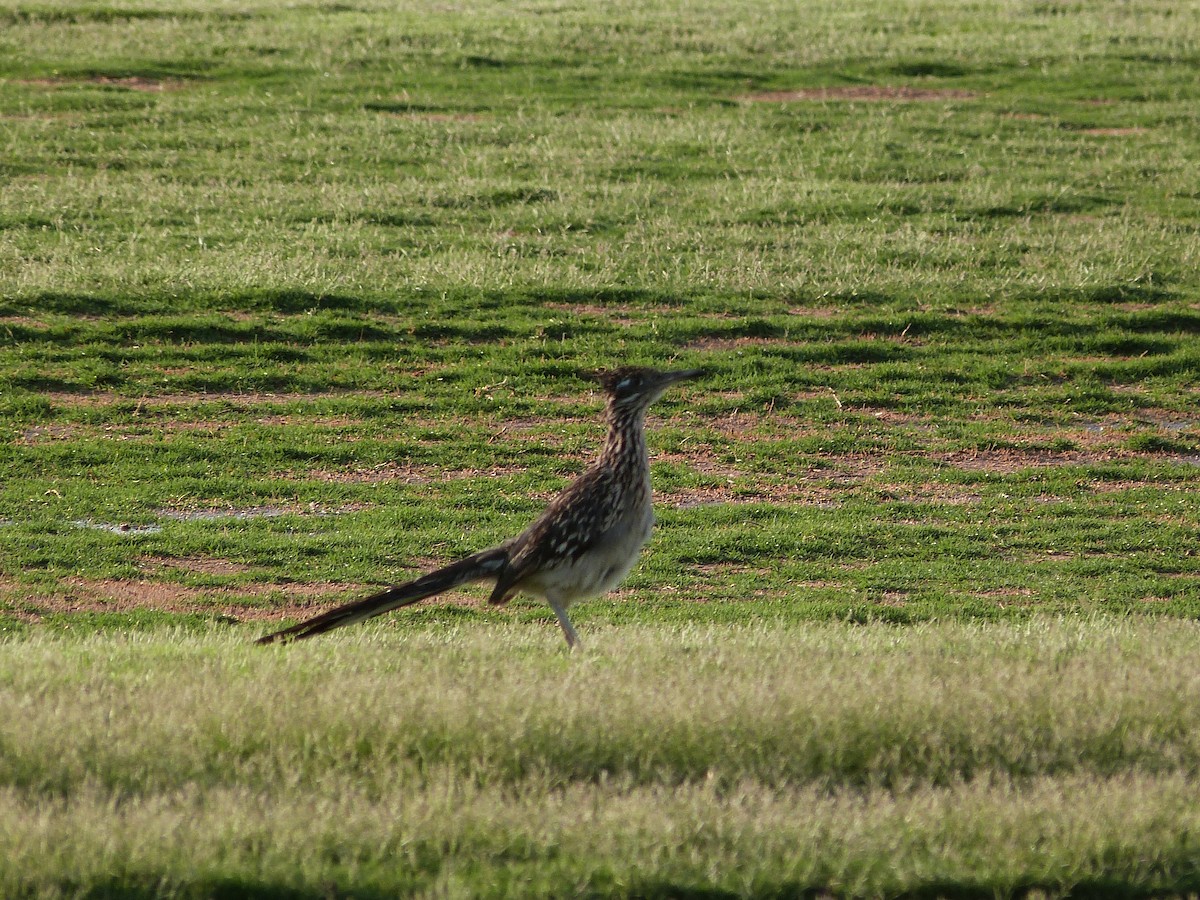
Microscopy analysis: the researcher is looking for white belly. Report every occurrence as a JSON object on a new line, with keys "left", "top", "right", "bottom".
{"left": 527, "top": 504, "right": 655, "bottom": 604}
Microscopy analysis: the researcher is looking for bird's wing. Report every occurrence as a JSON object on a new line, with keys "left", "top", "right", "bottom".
{"left": 488, "top": 466, "right": 622, "bottom": 602}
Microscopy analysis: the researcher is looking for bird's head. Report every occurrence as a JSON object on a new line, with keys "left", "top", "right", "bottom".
{"left": 595, "top": 366, "right": 704, "bottom": 413}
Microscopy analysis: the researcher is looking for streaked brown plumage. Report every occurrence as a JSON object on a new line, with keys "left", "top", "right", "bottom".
{"left": 256, "top": 366, "right": 703, "bottom": 649}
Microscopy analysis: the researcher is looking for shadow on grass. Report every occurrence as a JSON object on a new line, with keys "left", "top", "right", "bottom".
{"left": 10, "top": 285, "right": 1193, "bottom": 356}
{"left": 8, "top": 286, "right": 682, "bottom": 320}
{"left": 3, "top": 7, "right": 254, "bottom": 25}
{"left": 11, "top": 289, "right": 403, "bottom": 318}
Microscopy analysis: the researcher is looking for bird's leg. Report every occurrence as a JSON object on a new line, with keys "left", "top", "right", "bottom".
{"left": 547, "top": 597, "right": 581, "bottom": 650}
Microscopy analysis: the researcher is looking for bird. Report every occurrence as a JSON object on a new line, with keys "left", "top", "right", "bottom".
{"left": 256, "top": 365, "right": 704, "bottom": 649}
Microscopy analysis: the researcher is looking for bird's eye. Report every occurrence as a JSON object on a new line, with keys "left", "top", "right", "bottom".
{"left": 617, "top": 377, "right": 634, "bottom": 392}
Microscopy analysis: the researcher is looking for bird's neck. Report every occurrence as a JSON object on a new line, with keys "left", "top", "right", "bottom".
{"left": 600, "top": 403, "right": 649, "bottom": 470}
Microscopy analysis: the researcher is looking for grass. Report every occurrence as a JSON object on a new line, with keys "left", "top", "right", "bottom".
{"left": 3, "top": 0, "right": 1200, "bottom": 895}
{"left": 5, "top": 620, "right": 1200, "bottom": 898}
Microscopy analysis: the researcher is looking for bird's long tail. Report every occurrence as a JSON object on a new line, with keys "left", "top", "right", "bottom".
{"left": 255, "top": 546, "right": 509, "bottom": 644}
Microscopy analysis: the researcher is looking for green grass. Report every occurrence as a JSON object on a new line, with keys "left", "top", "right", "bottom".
{"left": 3, "top": 0, "right": 1200, "bottom": 895}
{"left": 5, "top": 620, "right": 1200, "bottom": 898}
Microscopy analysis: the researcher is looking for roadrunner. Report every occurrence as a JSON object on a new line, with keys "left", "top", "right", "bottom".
{"left": 257, "top": 366, "right": 703, "bottom": 649}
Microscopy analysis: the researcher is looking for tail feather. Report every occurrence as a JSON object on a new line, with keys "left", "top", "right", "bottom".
{"left": 255, "top": 546, "right": 508, "bottom": 645}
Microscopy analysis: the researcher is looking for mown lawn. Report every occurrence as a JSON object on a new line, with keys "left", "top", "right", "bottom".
{"left": 7, "top": 621, "right": 1200, "bottom": 898}
{"left": 2, "top": 0, "right": 1200, "bottom": 896}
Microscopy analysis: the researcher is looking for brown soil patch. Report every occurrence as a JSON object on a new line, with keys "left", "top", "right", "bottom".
{"left": 0, "top": 315, "right": 49, "bottom": 327}
{"left": 1039, "top": 552, "right": 1079, "bottom": 562}
{"left": 684, "top": 335, "right": 802, "bottom": 352}
{"left": 659, "top": 483, "right": 724, "bottom": 508}
{"left": 22, "top": 76, "right": 189, "bottom": 92}
{"left": 972, "top": 588, "right": 1037, "bottom": 608}
{"left": 1087, "top": 479, "right": 1190, "bottom": 494}
{"left": 17, "top": 577, "right": 367, "bottom": 622}
{"left": 662, "top": 484, "right": 813, "bottom": 509}
{"left": 4, "top": 575, "right": 497, "bottom": 624}
{"left": 543, "top": 302, "right": 637, "bottom": 326}
{"left": 155, "top": 502, "right": 369, "bottom": 522}
{"left": 17, "top": 424, "right": 85, "bottom": 445}
{"left": 386, "top": 111, "right": 486, "bottom": 122}
{"left": 19, "top": 421, "right": 239, "bottom": 444}
{"left": 492, "top": 414, "right": 589, "bottom": 435}
{"left": 786, "top": 307, "right": 843, "bottom": 320}
{"left": 1079, "top": 127, "right": 1149, "bottom": 136}
{"left": 658, "top": 454, "right": 893, "bottom": 509}
{"left": 692, "top": 563, "right": 773, "bottom": 577}
{"left": 64, "top": 577, "right": 356, "bottom": 603}
{"left": 37, "top": 390, "right": 397, "bottom": 411}
{"left": 653, "top": 450, "right": 744, "bottom": 479}
{"left": 795, "top": 580, "right": 845, "bottom": 591}
{"left": 541, "top": 301, "right": 732, "bottom": 324}
{"left": 245, "top": 414, "right": 363, "bottom": 428}
{"left": 941, "top": 449, "right": 1128, "bottom": 473}
{"left": 876, "top": 483, "right": 984, "bottom": 505}
{"left": 305, "top": 461, "right": 534, "bottom": 485}
{"left": 740, "top": 87, "right": 977, "bottom": 103}
{"left": 704, "top": 410, "right": 811, "bottom": 440}
{"left": 542, "top": 301, "right": 682, "bottom": 324}
{"left": 975, "top": 587, "right": 1035, "bottom": 598}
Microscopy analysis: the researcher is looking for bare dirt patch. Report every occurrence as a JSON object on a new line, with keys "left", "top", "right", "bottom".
{"left": 5, "top": 575, "right": 500, "bottom": 623}
{"left": 658, "top": 455, "right": 890, "bottom": 509}
{"left": 684, "top": 335, "right": 802, "bottom": 352}
{"left": 22, "top": 76, "right": 190, "bottom": 92}
{"left": 794, "top": 579, "right": 845, "bottom": 591}
{"left": 740, "top": 86, "right": 977, "bottom": 103}
{"left": 939, "top": 448, "right": 1144, "bottom": 474}
{"left": 17, "top": 424, "right": 85, "bottom": 445}
{"left": 877, "top": 483, "right": 984, "bottom": 505}
{"left": 491, "top": 414, "right": 590, "bottom": 435}
{"left": 942, "top": 449, "right": 1120, "bottom": 473}
{"left": 972, "top": 588, "right": 1038, "bottom": 608}
{"left": 38, "top": 389, "right": 395, "bottom": 411}
{"left": 692, "top": 563, "right": 773, "bottom": 577}
{"left": 384, "top": 110, "right": 487, "bottom": 122}
{"left": 305, "top": 461, "right": 533, "bottom": 485}
{"left": 787, "top": 306, "right": 843, "bottom": 320}
{"left": 653, "top": 450, "right": 744, "bottom": 480}
{"left": 541, "top": 301, "right": 731, "bottom": 326}
{"left": 156, "top": 502, "right": 369, "bottom": 522}
{"left": 659, "top": 459, "right": 845, "bottom": 507}
{"left": 703, "top": 410, "right": 812, "bottom": 440}
{"left": 25, "top": 577, "right": 370, "bottom": 622}
{"left": 1079, "top": 127, "right": 1149, "bottom": 136}
{"left": 245, "top": 414, "right": 364, "bottom": 428}
{"left": 542, "top": 302, "right": 641, "bottom": 325}
{"left": 15, "top": 420, "right": 257, "bottom": 444}
{"left": 1088, "top": 479, "right": 1190, "bottom": 494}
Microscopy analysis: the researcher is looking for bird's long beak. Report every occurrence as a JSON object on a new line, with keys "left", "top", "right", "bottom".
{"left": 646, "top": 367, "right": 704, "bottom": 400}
